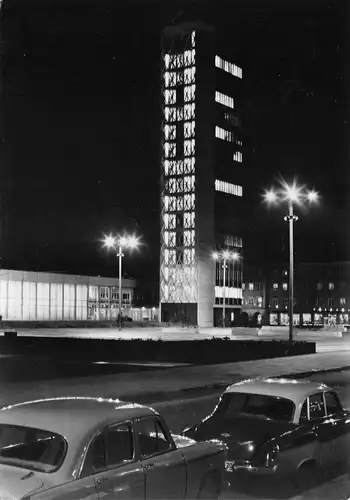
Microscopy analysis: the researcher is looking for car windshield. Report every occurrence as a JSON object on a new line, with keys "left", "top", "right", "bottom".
{"left": 214, "top": 392, "right": 295, "bottom": 422}
{"left": 0, "top": 424, "right": 67, "bottom": 473}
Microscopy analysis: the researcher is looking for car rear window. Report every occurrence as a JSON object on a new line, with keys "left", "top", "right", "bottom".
{"left": 214, "top": 393, "right": 295, "bottom": 422}
{"left": 0, "top": 424, "right": 67, "bottom": 473}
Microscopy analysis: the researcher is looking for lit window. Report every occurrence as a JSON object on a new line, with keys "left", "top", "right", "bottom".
{"left": 317, "top": 282, "right": 323, "bottom": 290}
{"left": 215, "top": 91, "right": 234, "bottom": 109}
{"left": 184, "top": 248, "right": 195, "bottom": 265}
{"left": 164, "top": 124, "right": 176, "bottom": 140}
{"left": 282, "top": 283, "right": 288, "bottom": 291}
{"left": 257, "top": 296, "right": 263, "bottom": 307}
{"left": 184, "top": 67, "right": 196, "bottom": 84}
{"left": 184, "top": 49, "right": 195, "bottom": 66}
{"left": 215, "top": 179, "right": 243, "bottom": 197}
{"left": 340, "top": 297, "right": 346, "bottom": 306}
{"left": 248, "top": 283, "right": 254, "bottom": 291}
{"left": 163, "top": 213, "right": 176, "bottom": 229}
{"left": 184, "top": 84, "right": 196, "bottom": 102}
{"left": 184, "top": 211, "right": 195, "bottom": 228}
{"left": 215, "top": 126, "right": 233, "bottom": 142}
{"left": 100, "top": 286, "right": 109, "bottom": 300}
{"left": 242, "top": 283, "right": 245, "bottom": 290}
{"left": 272, "top": 298, "right": 278, "bottom": 309}
{"left": 164, "top": 89, "right": 176, "bottom": 105}
{"left": 233, "top": 151, "right": 243, "bottom": 163}
{"left": 184, "top": 157, "right": 195, "bottom": 173}
{"left": 328, "top": 282, "right": 335, "bottom": 290}
{"left": 191, "top": 31, "right": 195, "bottom": 48}
{"left": 283, "top": 299, "right": 288, "bottom": 309}
{"left": 184, "top": 103, "right": 195, "bottom": 120}
{"left": 184, "top": 121, "right": 195, "bottom": 138}
{"left": 215, "top": 55, "right": 243, "bottom": 79}
{"left": 273, "top": 283, "right": 278, "bottom": 290}
{"left": 184, "top": 230, "right": 195, "bottom": 246}
{"left": 248, "top": 297, "right": 254, "bottom": 305}
{"left": 164, "top": 142, "right": 176, "bottom": 158}
{"left": 184, "top": 139, "right": 195, "bottom": 156}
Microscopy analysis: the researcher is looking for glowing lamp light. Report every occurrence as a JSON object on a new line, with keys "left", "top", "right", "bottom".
{"left": 222, "top": 250, "right": 230, "bottom": 259}
{"left": 284, "top": 183, "right": 301, "bottom": 203}
{"left": 307, "top": 190, "right": 318, "bottom": 203}
{"left": 264, "top": 190, "right": 278, "bottom": 203}
{"left": 212, "top": 252, "right": 219, "bottom": 260}
{"left": 103, "top": 234, "right": 117, "bottom": 249}
{"left": 232, "top": 252, "right": 239, "bottom": 260}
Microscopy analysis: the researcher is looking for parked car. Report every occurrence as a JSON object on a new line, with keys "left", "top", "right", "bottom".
{"left": 183, "top": 377, "right": 350, "bottom": 489}
{"left": 0, "top": 396, "right": 227, "bottom": 500}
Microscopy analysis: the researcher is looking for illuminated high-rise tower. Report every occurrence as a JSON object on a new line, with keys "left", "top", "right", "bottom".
{"left": 160, "top": 22, "right": 244, "bottom": 327}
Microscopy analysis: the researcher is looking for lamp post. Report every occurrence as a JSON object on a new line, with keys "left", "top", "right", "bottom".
{"left": 212, "top": 250, "right": 240, "bottom": 327}
{"left": 263, "top": 181, "right": 319, "bottom": 343}
{"left": 103, "top": 234, "right": 139, "bottom": 330}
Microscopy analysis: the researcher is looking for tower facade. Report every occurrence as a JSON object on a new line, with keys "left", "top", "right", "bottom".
{"left": 160, "top": 22, "right": 244, "bottom": 327}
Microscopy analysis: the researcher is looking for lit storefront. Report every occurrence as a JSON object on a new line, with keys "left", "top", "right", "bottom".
{"left": 0, "top": 269, "right": 136, "bottom": 322}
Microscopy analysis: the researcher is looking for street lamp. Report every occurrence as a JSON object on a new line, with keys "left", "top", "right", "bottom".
{"left": 103, "top": 233, "right": 140, "bottom": 330}
{"left": 212, "top": 250, "right": 240, "bottom": 327}
{"left": 263, "top": 180, "right": 319, "bottom": 343}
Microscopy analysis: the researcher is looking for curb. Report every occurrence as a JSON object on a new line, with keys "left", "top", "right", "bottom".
{"left": 124, "top": 364, "right": 350, "bottom": 405}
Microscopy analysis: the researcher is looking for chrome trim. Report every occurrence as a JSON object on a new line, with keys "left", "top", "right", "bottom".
{"left": 225, "top": 460, "right": 278, "bottom": 474}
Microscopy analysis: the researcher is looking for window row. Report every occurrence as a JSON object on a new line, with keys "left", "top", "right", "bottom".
{"left": 163, "top": 85, "right": 196, "bottom": 106}
{"left": 225, "top": 112, "right": 241, "bottom": 128}
{"left": 273, "top": 282, "right": 288, "bottom": 291}
{"left": 164, "top": 67, "right": 196, "bottom": 88}
{"left": 163, "top": 248, "right": 196, "bottom": 265}
{"left": 215, "top": 55, "right": 243, "bottom": 79}
{"left": 164, "top": 49, "right": 196, "bottom": 69}
{"left": 163, "top": 194, "right": 195, "bottom": 211}
{"left": 242, "top": 283, "right": 261, "bottom": 291}
{"left": 233, "top": 151, "right": 243, "bottom": 163}
{"left": 164, "top": 104, "right": 195, "bottom": 122}
{"left": 163, "top": 211, "right": 195, "bottom": 230}
{"left": 215, "top": 91, "right": 234, "bottom": 109}
{"left": 215, "top": 125, "right": 233, "bottom": 142}
{"left": 316, "top": 297, "right": 347, "bottom": 308}
{"left": 163, "top": 158, "right": 195, "bottom": 176}
{"left": 163, "top": 230, "right": 195, "bottom": 247}
{"left": 164, "top": 122, "right": 195, "bottom": 141}
{"left": 224, "top": 235, "right": 243, "bottom": 248}
{"left": 244, "top": 296, "right": 263, "bottom": 307}
{"left": 165, "top": 176, "right": 195, "bottom": 194}
{"left": 215, "top": 179, "right": 243, "bottom": 197}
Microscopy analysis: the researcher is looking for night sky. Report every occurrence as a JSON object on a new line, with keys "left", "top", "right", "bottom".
{"left": 0, "top": 0, "right": 348, "bottom": 284}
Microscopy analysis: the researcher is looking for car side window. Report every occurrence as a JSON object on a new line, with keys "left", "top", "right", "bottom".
{"left": 325, "top": 391, "right": 342, "bottom": 416}
{"left": 137, "top": 418, "right": 173, "bottom": 459}
{"left": 309, "top": 393, "right": 326, "bottom": 420}
{"left": 80, "top": 433, "right": 105, "bottom": 477}
{"left": 104, "top": 423, "right": 134, "bottom": 468}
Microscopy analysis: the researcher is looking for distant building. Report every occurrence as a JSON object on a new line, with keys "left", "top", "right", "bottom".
{"left": 0, "top": 268, "right": 157, "bottom": 322}
{"left": 160, "top": 21, "right": 244, "bottom": 327}
{"left": 242, "top": 262, "right": 350, "bottom": 327}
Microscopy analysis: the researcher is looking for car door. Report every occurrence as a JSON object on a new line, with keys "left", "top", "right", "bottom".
{"left": 308, "top": 392, "right": 336, "bottom": 468}
{"left": 80, "top": 421, "right": 145, "bottom": 500}
{"left": 134, "top": 416, "right": 186, "bottom": 499}
{"left": 324, "top": 391, "right": 349, "bottom": 464}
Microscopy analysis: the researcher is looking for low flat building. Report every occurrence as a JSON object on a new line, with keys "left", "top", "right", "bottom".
{"left": 0, "top": 269, "right": 136, "bottom": 322}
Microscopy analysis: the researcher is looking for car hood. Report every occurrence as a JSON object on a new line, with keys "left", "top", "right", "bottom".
{"left": 0, "top": 464, "right": 51, "bottom": 499}
{"left": 189, "top": 414, "right": 294, "bottom": 459}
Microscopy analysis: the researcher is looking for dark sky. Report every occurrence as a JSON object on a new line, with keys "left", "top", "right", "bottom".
{"left": 0, "top": 0, "right": 348, "bottom": 281}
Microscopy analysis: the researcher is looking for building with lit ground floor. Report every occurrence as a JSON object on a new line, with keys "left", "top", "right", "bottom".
{"left": 0, "top": 269, "right": 157, "bottom": 322}
{"left": 242, "top": 262, "right": 350, "bottom": 327}
{"left": 160, "top": 21, "right": 245, "bottom": 327}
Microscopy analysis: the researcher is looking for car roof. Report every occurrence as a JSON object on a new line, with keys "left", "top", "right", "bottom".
{"left": 225, "top": 377, "right": 330, "bottom": 404}
{"left": 0, "top": 397, "right": 157, "bottom": 441}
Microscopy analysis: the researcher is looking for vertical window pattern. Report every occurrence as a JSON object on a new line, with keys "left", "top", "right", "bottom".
{"left": 215, "top": 126, "right": 234, "bottom": 142}
{"left": 161, "top": 30, "right": 197, "bottom": 304}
